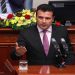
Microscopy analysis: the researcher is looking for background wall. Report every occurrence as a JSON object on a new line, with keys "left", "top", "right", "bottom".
{"left": 32, "top": 0, "right": 74, "bottom": 9}
{"left": 33, "top": 0, "right": 49, "bottom": 9}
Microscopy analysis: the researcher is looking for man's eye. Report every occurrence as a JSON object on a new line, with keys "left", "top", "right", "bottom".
{"left": 46, "top": 17, "right": 51, "bottom": 20}
{"left": 38, "top": 16, "right": 43, "bottom": 19}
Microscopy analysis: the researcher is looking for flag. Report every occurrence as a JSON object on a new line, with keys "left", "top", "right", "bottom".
{"left": 24, "top": 0, "right": 33, "bottom": 10}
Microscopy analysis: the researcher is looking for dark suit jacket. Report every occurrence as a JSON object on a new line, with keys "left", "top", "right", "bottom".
{"left": 11, "top": 24, "right": 74, "bottom": 65}
{"left": 8, "top": 0, "right": 25, "bottom": 13}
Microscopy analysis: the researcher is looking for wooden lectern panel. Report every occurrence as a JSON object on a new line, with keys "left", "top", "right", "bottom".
{"left": 0, "top": 59, "right": 18, "bottom": 75}
{"left": 0, "top": 28, "right": 19, "bottom": 64}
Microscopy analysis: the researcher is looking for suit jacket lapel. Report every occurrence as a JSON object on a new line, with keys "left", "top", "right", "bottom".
{"left": 27, "top": 25, "right": 45, "bottom": 56}
{"left": 47, "top": 25, "right": 57, "bottom": 56}
{"left": 32, "top": 25, "right": 57, "bottom": 57}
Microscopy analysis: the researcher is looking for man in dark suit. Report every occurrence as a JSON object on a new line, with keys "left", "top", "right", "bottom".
{"left": 11, "top": 4, "right": 74, "bottom": 66}
{"left": 8, "top": 0, "right": 25, "bottom": 13}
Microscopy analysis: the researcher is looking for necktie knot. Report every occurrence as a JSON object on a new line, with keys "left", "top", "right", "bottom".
{"left": 43, "top": 30, "right": 47, "bottom": 33}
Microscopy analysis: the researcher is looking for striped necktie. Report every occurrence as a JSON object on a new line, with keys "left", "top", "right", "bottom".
{"left": 1, "top": 0, "right": 7, "bottom": 13}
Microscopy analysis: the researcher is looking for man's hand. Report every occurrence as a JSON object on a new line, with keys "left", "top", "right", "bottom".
{"left": 15, "top": 42, "right": 27, "bottom": 56}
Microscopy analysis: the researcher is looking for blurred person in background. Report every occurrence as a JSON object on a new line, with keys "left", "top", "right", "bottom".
{"left": 0, "top": 0, "right": 25, "bottom": 13}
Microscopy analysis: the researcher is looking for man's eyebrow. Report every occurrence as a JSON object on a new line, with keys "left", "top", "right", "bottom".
{"left": 38, "top": 16, "right": 44, "bottom": 18}
{"left": 38, "top": 16, "right": 52, "bottom": 19}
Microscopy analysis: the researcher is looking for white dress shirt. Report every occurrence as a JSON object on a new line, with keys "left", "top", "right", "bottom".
{"left": 37, "top": 25, "right": 52, "bottom": 46}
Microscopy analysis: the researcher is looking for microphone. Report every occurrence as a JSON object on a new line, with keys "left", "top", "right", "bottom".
{"left": 61, "top": 38, "right": 69, "bottom": 51}
{"left": 60, "top": 38, "right": 70, "bottom": 64}
{"left": 52, "top": 38, "right": 65, "bottom": 67}
{"left": 52, "top": 38, "right": 60, "bottom": 49}
{"left": 52, "top": 38, "right": 62, "bottom": 55}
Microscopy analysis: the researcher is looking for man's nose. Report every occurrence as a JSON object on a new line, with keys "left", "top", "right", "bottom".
{"left": 42, "top": 18, "right": 46, "bottom": 22}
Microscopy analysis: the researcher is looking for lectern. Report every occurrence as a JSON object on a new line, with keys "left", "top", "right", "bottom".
{"left": 0, "top": 59, "right": 17, "bottom": 75}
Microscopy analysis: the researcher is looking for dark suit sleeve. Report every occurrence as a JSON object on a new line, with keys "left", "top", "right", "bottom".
{"left": 10, "top": 30, "right": 26, "bottom": 60}
{"left": 10, "top": 48, "right": 22, "bottom": 60}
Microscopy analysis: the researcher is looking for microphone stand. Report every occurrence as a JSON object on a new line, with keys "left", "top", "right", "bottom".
{"left": 60, "top": 38, "right": 70, "bottom": 66}
{"left": 52, "top": 38, "right": 66, "bottom": 68}
{"left": 55, "top": 48, "right": 66, "bottom": 68}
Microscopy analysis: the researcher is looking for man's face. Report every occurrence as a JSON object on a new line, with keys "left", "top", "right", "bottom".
{"left": 36, "top": 10, "right": 54, "bottom": 30}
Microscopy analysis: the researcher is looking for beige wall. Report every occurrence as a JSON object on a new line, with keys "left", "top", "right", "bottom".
{"left": 32, "top": 0, "right": 73, "bottom": 9}
{"left": 33, "top": 0, "right": 49, "bottom": 9}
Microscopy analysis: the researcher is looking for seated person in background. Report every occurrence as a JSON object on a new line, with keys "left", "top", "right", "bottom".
{"left": 0, "top": 0, "right": 25, "bottom": 13}
{"left": 0, "top": 0, "right": 25, "bottom": 19}
{"left": 11, "top": 4, "right": 74, "bottom": 66}
{"left": 8, "top": 0, "right": 25, "bottom": 13}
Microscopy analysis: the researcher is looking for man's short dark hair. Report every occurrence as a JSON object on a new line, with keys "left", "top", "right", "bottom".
{"left": 36, "top": 4, "right": 54, "bottom": 16}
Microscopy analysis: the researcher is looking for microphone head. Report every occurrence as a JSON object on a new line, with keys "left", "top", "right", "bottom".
{"left": 61, "top": 38, "right": 65, "bottom": 42}
{"left": 52, "top": 38, "right": 60, "bottom": 49}
{"left": 61, "top": 38, "right": 68, "bottom": 51}
{"left": 52, "top": 38, "right": 56, "bottom": 42}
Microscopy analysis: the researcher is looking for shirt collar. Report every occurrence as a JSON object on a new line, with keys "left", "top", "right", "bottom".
{"left": 37, "top": 25, "right": 52, "bottom": 33}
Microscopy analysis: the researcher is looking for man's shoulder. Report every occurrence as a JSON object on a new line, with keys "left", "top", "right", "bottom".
{"left": 52, "top": 25, "right": 67, "bottom": 34}
{"left": 20, "top": 23, "right": 37, "bottom": 32}
{"left": 25, "top": 23, "right": 36, "bottom": 30}
{"left": 53, "top": 25, "right": 66, "bottom": 30}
